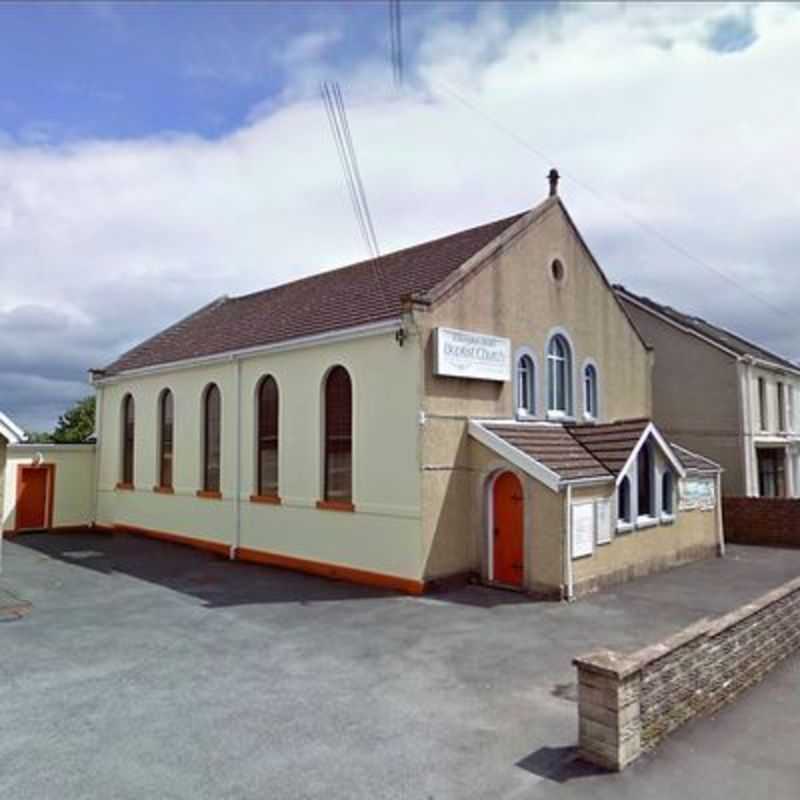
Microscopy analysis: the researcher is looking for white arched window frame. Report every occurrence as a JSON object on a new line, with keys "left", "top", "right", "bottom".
{"left": 513, "top": 348, "right": 537, "bottom": 418}
{"left": 545, "top": 329, "right": 575, "bottom": 418}
{"left": 582, "top": 359, "right": 599, "bottom": 420}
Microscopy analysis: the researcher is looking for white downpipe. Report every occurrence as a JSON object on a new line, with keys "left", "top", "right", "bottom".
{"left": 231, "top": 357, "right": 243, "bottom": 560}
{"left": 564, "top": 484, "right": 574, "bottom": 601}
{"left": 91, "top": 385, "right": 103, "bottom": 527}
{"left": 716, "top": 471, "right": 726, "bottom": 556}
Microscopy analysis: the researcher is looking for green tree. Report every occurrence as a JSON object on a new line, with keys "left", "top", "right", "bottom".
{"left": 52, "top": 396, "right": 95, "bottom": 443}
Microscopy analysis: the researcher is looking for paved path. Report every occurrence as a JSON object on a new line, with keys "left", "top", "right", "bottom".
{"left": 1, "top": 533, "right": 799, "bottom": 799}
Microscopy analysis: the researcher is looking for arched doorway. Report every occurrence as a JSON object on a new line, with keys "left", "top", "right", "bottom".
{"left": 491, "top": 471, "right": 524, "bottom": 587}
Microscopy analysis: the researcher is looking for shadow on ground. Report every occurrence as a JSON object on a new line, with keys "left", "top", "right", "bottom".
{"left": 10, "top": 530, "right": 397, "bottom": 608}
{"left": 516, "top": 746, "right": 608, "bottom": 783}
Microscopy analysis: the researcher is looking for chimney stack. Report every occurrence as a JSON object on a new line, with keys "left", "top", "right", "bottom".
{"left": 547, "top": 168, "right": 560, "bottom": 197}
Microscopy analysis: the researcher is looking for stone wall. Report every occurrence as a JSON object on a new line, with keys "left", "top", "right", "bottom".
{"left": 573, "top": 575, "right": 800, "bottom": 770}
{"left": 723, "top": 497, "right": 800, "bottom": 548}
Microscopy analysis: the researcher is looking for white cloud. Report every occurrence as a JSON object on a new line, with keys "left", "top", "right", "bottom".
{"left": 2, "top": 1, "right": 799, "bottom": 430}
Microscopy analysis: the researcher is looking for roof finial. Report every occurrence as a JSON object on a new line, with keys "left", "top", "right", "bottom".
{"left": 547, "top": 168, "right": 560, "bottom": 197}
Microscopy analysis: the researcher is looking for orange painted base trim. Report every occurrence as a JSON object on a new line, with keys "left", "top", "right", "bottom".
{"left": 250, "top": 494, "right": 282, "bottom": 505}
{"left": 196, "top": 490, "right": 223, "bottom": 500}
{"left": 235, "top": 546, "right": 424, "bottom": 595}
{"left": 115, "top": 482, "right": 135, "bottom": 491}
{"left": 113, "top": 523, "right": 229, "bottom": 557}
{"left": 316, "top": 499, "right": 355, "bottom": 513}
{"left": 153, "top": 485, "right": 175, "bottom": 495}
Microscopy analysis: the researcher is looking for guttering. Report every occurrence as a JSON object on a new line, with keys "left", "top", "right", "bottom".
{"left": 564, "top": 484, "right": 574, "bottom": 601}
{"left": 559, "top": 475, "right": 614, "bottom": 489}
{"left": 92, "top": 318, "right": 402, "bottom": 385}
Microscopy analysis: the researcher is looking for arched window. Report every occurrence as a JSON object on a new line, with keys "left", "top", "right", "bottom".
{"left": 584, "top": 364, "right": 598, "bottom": 419}
{"left": 637, "top": 442, "right": 653, "bottom": 517}
{"left": 120, "top": 394, "right": 135, "bottom": 485}
{"left": 547, "top": 334, "right": 573, "bottom": 415}
{"left": 323, "top": 366, "right": 352, "bottom": 505}
{"left": 662, "top": 471, "right": 674, "bottom": 515}
{"left": 516, "top": 354, "right": 535, "bottom": 417}
{"left": 202, "top": 384, "right": 221, "bottom": 494}
{"left": 256, "top": 376, "right": 279, "bottom": 497}
{"left": 158, "top": 389, "right": 174, "bottom": 489}
{"left": 618, "top": 476, "right": 631, "bottom": 524}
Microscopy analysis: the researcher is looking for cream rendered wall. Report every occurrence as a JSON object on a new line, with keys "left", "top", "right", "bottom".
{"left": 3, "top": 445, "right": 96, "bottom": 530}
{"left": 95, "top": 329, "right": 423, "bottom": 579}
{"left": 414, "top": 202, "right": 652, "bottom": 580}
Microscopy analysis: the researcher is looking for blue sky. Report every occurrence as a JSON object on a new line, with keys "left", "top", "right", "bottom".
{"left": 1, "top": 1, "right": 796, "bottom": 432}
{"left": 2, "top": 1, "right": 533, "bottom": 143}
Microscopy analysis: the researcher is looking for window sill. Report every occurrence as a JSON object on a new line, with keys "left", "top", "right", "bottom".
{"left": 153, "top": 485, "right": 174, "bottom": 495}
{"left": 636, "top": 516, "right": 659, "bottom": 530}
{"left": 250, "top": 494, "right": 281, "bottom": 505}
{"left": 196, "top": 490, "right": 222, "bottom": 500}
{"left": 616, "top": 522, "right": 634, "bottom": 534}
{"left": 546, "top": 411, "right": 576, "bottom": 423}
{"left": 660, "top": 513, "right": 676, "bottom": 525}
{"left": 582, "top": 413, "right": 597, "bottom": 424}
{"left": 316, "top": 500, "right": 355, "bottom": 513}
{"left": 115, "top": 482, "right": 135, "bottom": 491}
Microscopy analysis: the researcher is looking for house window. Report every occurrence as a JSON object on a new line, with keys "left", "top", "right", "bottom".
{"left": 516, "top": 354, "right": 535, "bottom": 417}
{"left": 256, "top": 376, "right": 279, "bottom": 497}
{"left": 661, "top": 471, "right": 674, "bottom": 516}
{"left": 757, "top": 449, "right": 785, "bottom": 498}
{"left": 121, "top": 394, "right": 135, "bottom": 485}
{"left": 618, "top": 477, "right": 631, "bottom": 524}
{"left": 547, "top": 334, "right": 572, "bottom": 415}
{"left": 584, "top": 364, "right": 598, "bottom": 419}
{"left": 758, "top": 377, "right": 767, "bottom": 430}
{"left": 158, "top": 389, "right": 174, "bottom": 489}
{"left": 323, "top": 366, "right": 352, "bottom": 504}
{"left": 637, "top": 442, "right": 654, "bottom": 518}
{"left": 203, "top": 384, "right": 221, "bottom": 493}
{"left": 777, "top": 382, "right": 786, "bottom": 432}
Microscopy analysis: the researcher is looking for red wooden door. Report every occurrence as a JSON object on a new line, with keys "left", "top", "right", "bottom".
{"left": 16, "top": 467, "right": 50, "bottom": 531}
{"left": 492, "top": 471, "right": 524, "bottom": 587}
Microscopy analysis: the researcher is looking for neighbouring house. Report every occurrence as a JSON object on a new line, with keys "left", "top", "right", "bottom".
{"left": 616, "top": 285, "right": 800, "bottom": 499}
{"left": 74, "top": 175, "right": 722, "bottom": 598}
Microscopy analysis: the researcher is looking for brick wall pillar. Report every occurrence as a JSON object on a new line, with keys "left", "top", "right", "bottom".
{"left": 573, "top": 651, "right": 642, "bottom": 771}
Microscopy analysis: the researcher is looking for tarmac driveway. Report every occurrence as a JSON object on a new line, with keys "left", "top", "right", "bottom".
{"left": 2, "top": 532, "right": 799, "bottom": 800}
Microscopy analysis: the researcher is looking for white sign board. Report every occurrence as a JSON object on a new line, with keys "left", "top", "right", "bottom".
{"left": 595, "top": 499, "right": 612, "bottom": 545}
{"left": 434, "top": 327, "right": 511, "bottom": 382}
{"left": 679, "top": 478, "right": 716, "bottom": 511}
{"left": 571, "top": 502, "right": 595, "bottom": 559}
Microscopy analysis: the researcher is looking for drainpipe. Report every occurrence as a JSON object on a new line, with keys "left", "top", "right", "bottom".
{"left": 715, "top": 471, "right": 725, "bottom": 557}
{"left": 563, "top": 484, "right": 574, "bottom": 601}
{"left": 91, "top": 385, "right": 103, "bottom": 528}
{"left": 230, "top": 357, "right": 243, "bottom": 561}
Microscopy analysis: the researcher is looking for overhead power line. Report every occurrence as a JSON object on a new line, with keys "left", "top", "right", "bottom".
{"left": 389, "top": 0, "right": 404, "bottom": 88}
{"left": 320, "top": 81, "right": 381, "bottom": 259}
{"left": 432, "top": 79, "right": 792, "bottom": 323}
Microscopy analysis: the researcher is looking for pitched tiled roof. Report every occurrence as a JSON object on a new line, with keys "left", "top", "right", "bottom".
{"left": 567, "top": 418, "right": 650, "bottom": 476}
{"left": 101, "top": 210, "right": 528, "bottom": 376}
{"left": 615, "top": 285, "right": 799, "bottom": 371}
{"left": 670, "top": 443, "right": 722, "bottom": 475}
{"left": 482, "top": 423, "right": 611, "bottom": 481}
